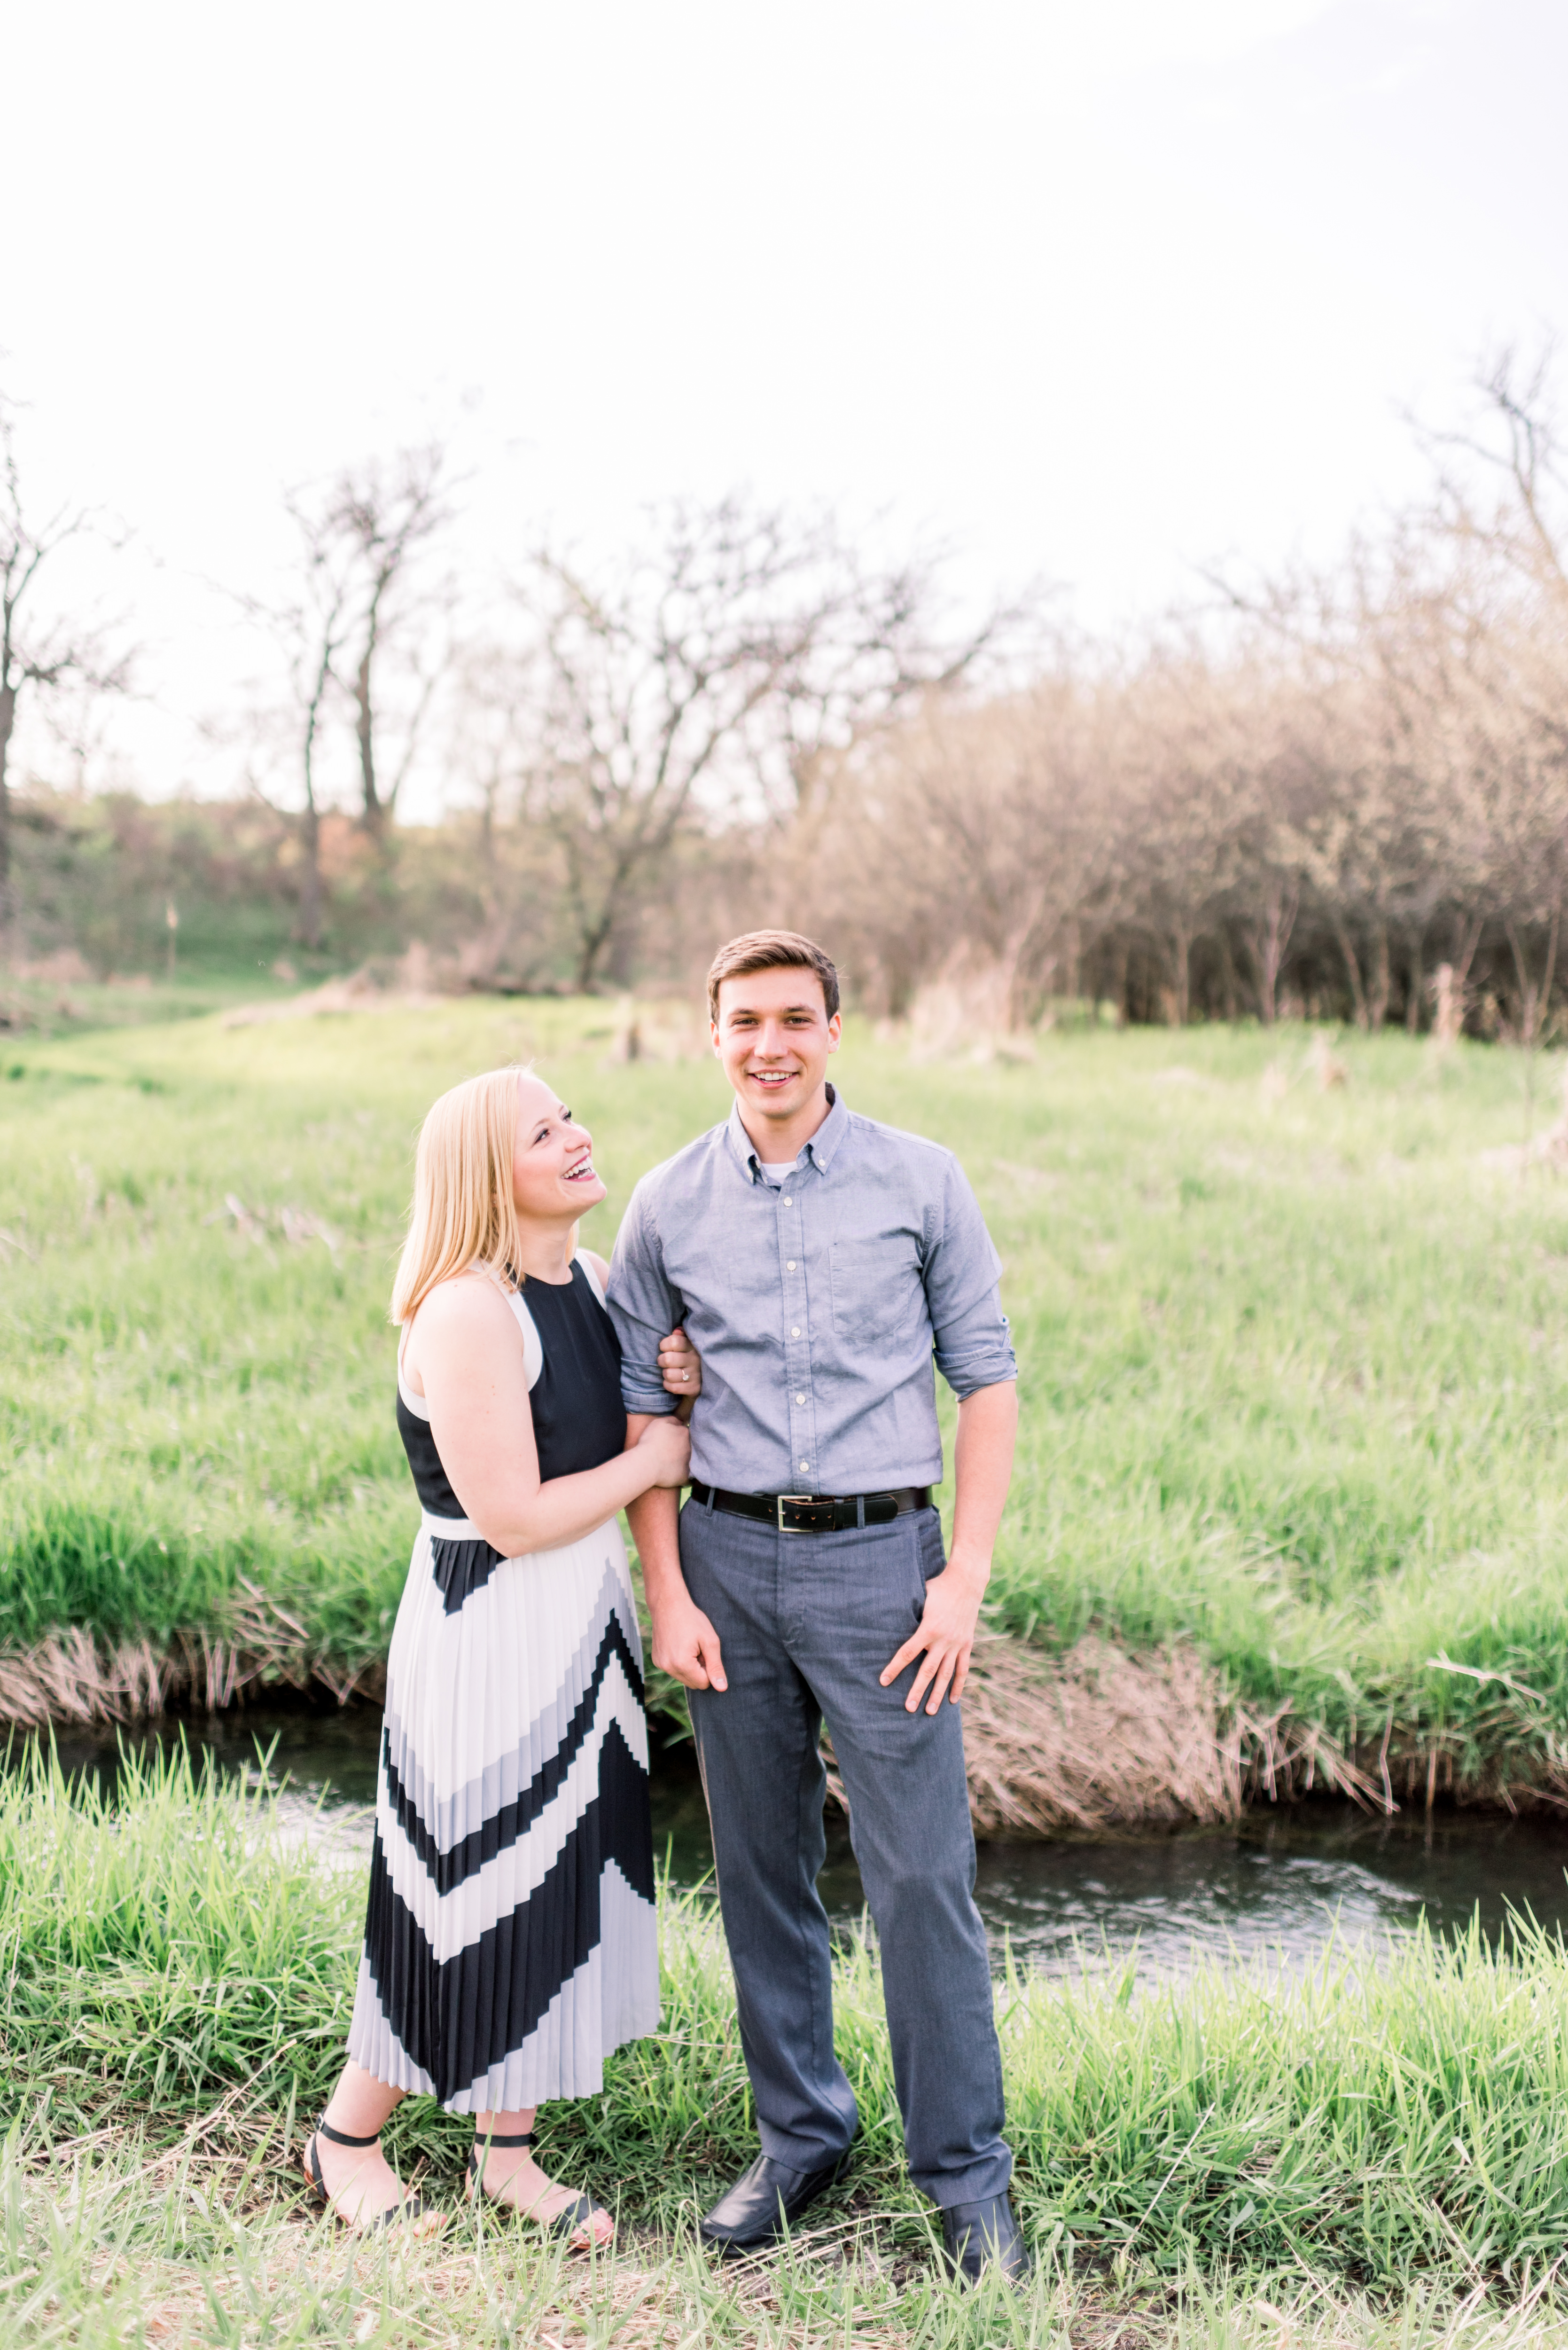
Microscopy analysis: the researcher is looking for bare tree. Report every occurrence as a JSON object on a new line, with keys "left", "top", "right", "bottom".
{"left": 313, "top": 445, "right": 452, "bottom": 844}
{"left": 1417, "top": 342, "right": 1568, "bottom": 593}
{"left": 793, "top": 672, "right": 1117, "bottom": 1024}
{"left": 436, "top": 638, "right": 572, "bottom": 990}
{"left": 283, "top": 568, "right": 348, "bottom": 955}
{"left": 1399, "top": 357, "right": 1568, "bottom": 1040}
{"left": 512, "top": 494, "right": 1028, "bottom": 990}
{"left": 0, "top": 393, "right": 129, "bottom": 934}
{"left": 229, "top": 448, "right": 450, "bottom": 946}
{"left": 235, "top": 503, "right": 355, "bottom": 952}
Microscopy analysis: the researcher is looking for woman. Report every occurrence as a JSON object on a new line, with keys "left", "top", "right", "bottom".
{"left": 303, "top": 1065, "right": 696, "bottom": 2245}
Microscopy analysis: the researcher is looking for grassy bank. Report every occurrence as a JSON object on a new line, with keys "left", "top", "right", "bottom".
{"left": 4, "top": 995, "right": 1568, "bottom": 1789}
{"left": 10, "top": 1747, "right": 1568, "bottom": 2343}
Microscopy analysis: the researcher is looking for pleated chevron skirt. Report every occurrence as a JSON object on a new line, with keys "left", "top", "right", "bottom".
{"left": 346, "top": 1510, "right": 660, "bottom": 2112}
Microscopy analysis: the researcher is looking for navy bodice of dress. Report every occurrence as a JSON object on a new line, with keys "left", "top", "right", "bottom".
{"left": 396, "top": 1259, "right": 627, "bottom": 1520}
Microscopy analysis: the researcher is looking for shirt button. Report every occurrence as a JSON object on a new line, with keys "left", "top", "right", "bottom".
{"left": 796, "top": 1393, "right": 805, "bottom": 1404}
{"left": 783, "top": 1196, "right": 792, "bottom": 1206}
{"left": 790, "top": 1326, "right": 800, "bottom": 1338}
{"left": 787, "top": 1260, "right": 796, "bottom": 1271}
{"left": 800, "top": 1459, "right": 810, "bottom": 1472}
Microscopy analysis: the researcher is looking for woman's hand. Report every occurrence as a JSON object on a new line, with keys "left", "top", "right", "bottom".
{"left": 635, "top": 1413, "right": 691, "bottom": 1489}
{"left": 658, "top": 1327, "right": 701, "bottom": 1422}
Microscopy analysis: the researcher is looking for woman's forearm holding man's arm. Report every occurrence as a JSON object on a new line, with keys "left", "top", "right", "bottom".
{"left": 481, "top": 1432, "right": 682, "bottom": 1558}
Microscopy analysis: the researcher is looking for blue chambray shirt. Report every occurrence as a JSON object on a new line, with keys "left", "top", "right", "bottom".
{"left": 606, "top": 1087, "right": 1017, "bottom": 1493}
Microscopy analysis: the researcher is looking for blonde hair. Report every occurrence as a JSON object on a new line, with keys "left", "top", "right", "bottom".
{"left": 390, "top": 1065, "right": 528, "bottom": 1325}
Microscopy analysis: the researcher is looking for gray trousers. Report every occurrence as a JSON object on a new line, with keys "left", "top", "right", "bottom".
{"left": 681, "top": 1496, "right": 1011, "bottom": 2208}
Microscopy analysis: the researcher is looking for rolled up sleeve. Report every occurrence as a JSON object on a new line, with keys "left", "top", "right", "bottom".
{"left": 607, "top": 1182, "right": 682, "bottom": 1417}
{"left": 925, "top": 1156, "right": 1018, "bottom": 1399}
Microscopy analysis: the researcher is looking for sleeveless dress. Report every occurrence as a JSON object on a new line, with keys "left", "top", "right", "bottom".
{"left": 345, "top": 1255, "right": 659, "bottom": 2112}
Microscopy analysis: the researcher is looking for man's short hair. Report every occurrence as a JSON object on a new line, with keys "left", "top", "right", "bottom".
{"left": 706, "top": 930, "right": 841, "bottom": 1023}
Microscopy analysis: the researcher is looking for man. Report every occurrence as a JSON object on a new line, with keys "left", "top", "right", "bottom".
{"left": 608, "top": 929, "right": 1027, "bottom": 2287}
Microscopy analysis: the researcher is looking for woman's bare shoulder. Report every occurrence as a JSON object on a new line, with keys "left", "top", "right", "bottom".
{"left": 408, "top": 1269, "right": 520, "bottom": 1346}
{"left": 580, "top": 1247, "right": 611, "bottom": 1287}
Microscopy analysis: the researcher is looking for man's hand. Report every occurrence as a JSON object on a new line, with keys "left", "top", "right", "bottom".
{"left": 651, "top": 1590, "right": 728, "bottom": 1692}
{"left": 881, "top": 1378, "right": 1017, "bottom": 1715}
{"left": 880, "top": 1561, "right": 985, "bottom": 1714}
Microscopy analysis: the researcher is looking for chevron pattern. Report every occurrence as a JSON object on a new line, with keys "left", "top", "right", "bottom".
{"left": 346, "top": 1516, "right": 660, "bottom": 2112}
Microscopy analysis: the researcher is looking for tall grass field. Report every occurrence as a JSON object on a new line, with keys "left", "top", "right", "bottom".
{"left": 4, "top": 994, "right": 1568, "bottom": 1770}
{"left": 17, "top": 1733, "right": 1568, "bottom": 2277}
{"left": 9, "top": 1742, "right": 1568, "bottom": 2345}
{"left": 10, "top": 1000, "right": 1568, "bottom": 2340}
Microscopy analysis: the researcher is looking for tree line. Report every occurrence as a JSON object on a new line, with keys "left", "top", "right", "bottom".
{"left": 794, "top": 350, "right": 1568, "bottom": 1041}
{"left": 5, "top": 350, "right": 1567, "bottom": 1037}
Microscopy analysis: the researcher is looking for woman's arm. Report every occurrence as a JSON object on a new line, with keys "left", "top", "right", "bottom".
{"left": 407, "top": 1277, "right": 688, "bottom": 1555}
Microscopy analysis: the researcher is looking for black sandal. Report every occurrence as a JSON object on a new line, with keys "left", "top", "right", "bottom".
{"left": 467, "top": 2130, "right": 610, "bottom": 2246}
{"left": 304, "top": 2116, "right": 426, "bottom": 2230}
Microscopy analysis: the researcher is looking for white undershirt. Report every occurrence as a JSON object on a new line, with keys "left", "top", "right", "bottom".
{"left": 757, "top": 1159, "right": 798, "bottom": 1183}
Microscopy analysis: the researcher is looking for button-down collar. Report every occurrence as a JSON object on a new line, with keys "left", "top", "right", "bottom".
{"left": 726, "top": 1084, "right": 847, "bottom": 1183}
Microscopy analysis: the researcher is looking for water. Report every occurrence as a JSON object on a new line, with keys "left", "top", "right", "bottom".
{"left": 29, "top": 1702, "right": 1568, "bottom": 1979}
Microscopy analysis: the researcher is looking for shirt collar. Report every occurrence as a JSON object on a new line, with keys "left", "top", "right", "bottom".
{"left": 727, "top": 1083, "right": 847, "bottom": 1183}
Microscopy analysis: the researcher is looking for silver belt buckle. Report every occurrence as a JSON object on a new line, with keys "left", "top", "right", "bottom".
{"left": 775, "top": 1492, "right": 813, "bottom": 1533}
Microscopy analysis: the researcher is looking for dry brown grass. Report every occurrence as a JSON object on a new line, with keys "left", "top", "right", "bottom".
{"left": 0, "top": 1586, "right": 384, "bottom": 1731}
{"left": 818, "top": 1633, "right": 1405, "bottom": 1837}
{"left": 1310, "top": 1034, "right": 1350, "bottom": 1090}
{"left": 5, "top": 1612, "right": 1564, "bottom": 1831}
{"left": 952, "top": 1633, "right": 1240, "bottom": 1835}
{"left": 821, "top": 1634, "right": 1534, "bottom": 1834}
{"left": 822, "top": 1633, "right": 1242, "bottom": 1836}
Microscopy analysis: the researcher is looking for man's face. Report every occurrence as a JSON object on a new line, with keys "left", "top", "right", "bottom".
{"left": 712, "top": 965, "right": 841, "bottom": 1126}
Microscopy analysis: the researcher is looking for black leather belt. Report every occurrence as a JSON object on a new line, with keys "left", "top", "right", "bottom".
{"left": 688, "top": 1480, "right": 932, "bottom": 1533}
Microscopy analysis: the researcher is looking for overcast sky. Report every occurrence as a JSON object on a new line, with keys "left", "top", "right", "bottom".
{"left": 4, "top": 0, "right": 1564, "bottom": 815}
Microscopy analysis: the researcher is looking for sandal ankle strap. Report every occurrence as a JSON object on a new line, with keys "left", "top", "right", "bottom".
{"left": 314, "top": 2116, "right": 382, "bottom": 2149}
{"left": 474, "top": 2130, "right": 535, "bottom": 2149}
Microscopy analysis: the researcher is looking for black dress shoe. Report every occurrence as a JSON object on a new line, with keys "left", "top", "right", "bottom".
{"left": 939, "top": 2193, "right": 1031, "bottom": 2287}
{"left": 698, "top": 2151, "right": 848, "bottom": 2253}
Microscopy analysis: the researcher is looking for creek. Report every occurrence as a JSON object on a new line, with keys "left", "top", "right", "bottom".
{"left": 30, "top": 1701, "right": 1568, "bottom": 1981}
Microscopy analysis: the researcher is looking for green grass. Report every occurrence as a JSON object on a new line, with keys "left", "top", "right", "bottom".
{"left": 20, "top": 2139, "right": 1568, "bottom": 2350}
{"left": 11, "top": 1743, "right": 1568, "bottom": 2338}
{"left": 0, "top": 962, "right": 311, "bottom": 1043}
{"left": 4, "top": 998, "right": 1568, "bottom": 1764}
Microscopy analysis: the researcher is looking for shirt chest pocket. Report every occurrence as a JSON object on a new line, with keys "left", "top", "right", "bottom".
{"left": 830, "top": 1233, "right": 924, "bottom": 1348}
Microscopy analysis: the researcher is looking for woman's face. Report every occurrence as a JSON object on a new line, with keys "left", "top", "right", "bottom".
{"left": 511, "top": 1073, "right": 607, "bottom": 1222}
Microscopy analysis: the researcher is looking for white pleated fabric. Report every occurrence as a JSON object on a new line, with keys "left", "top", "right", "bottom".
{"left": 346, "top": 1282, "right": 659, "bottom": 2113}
